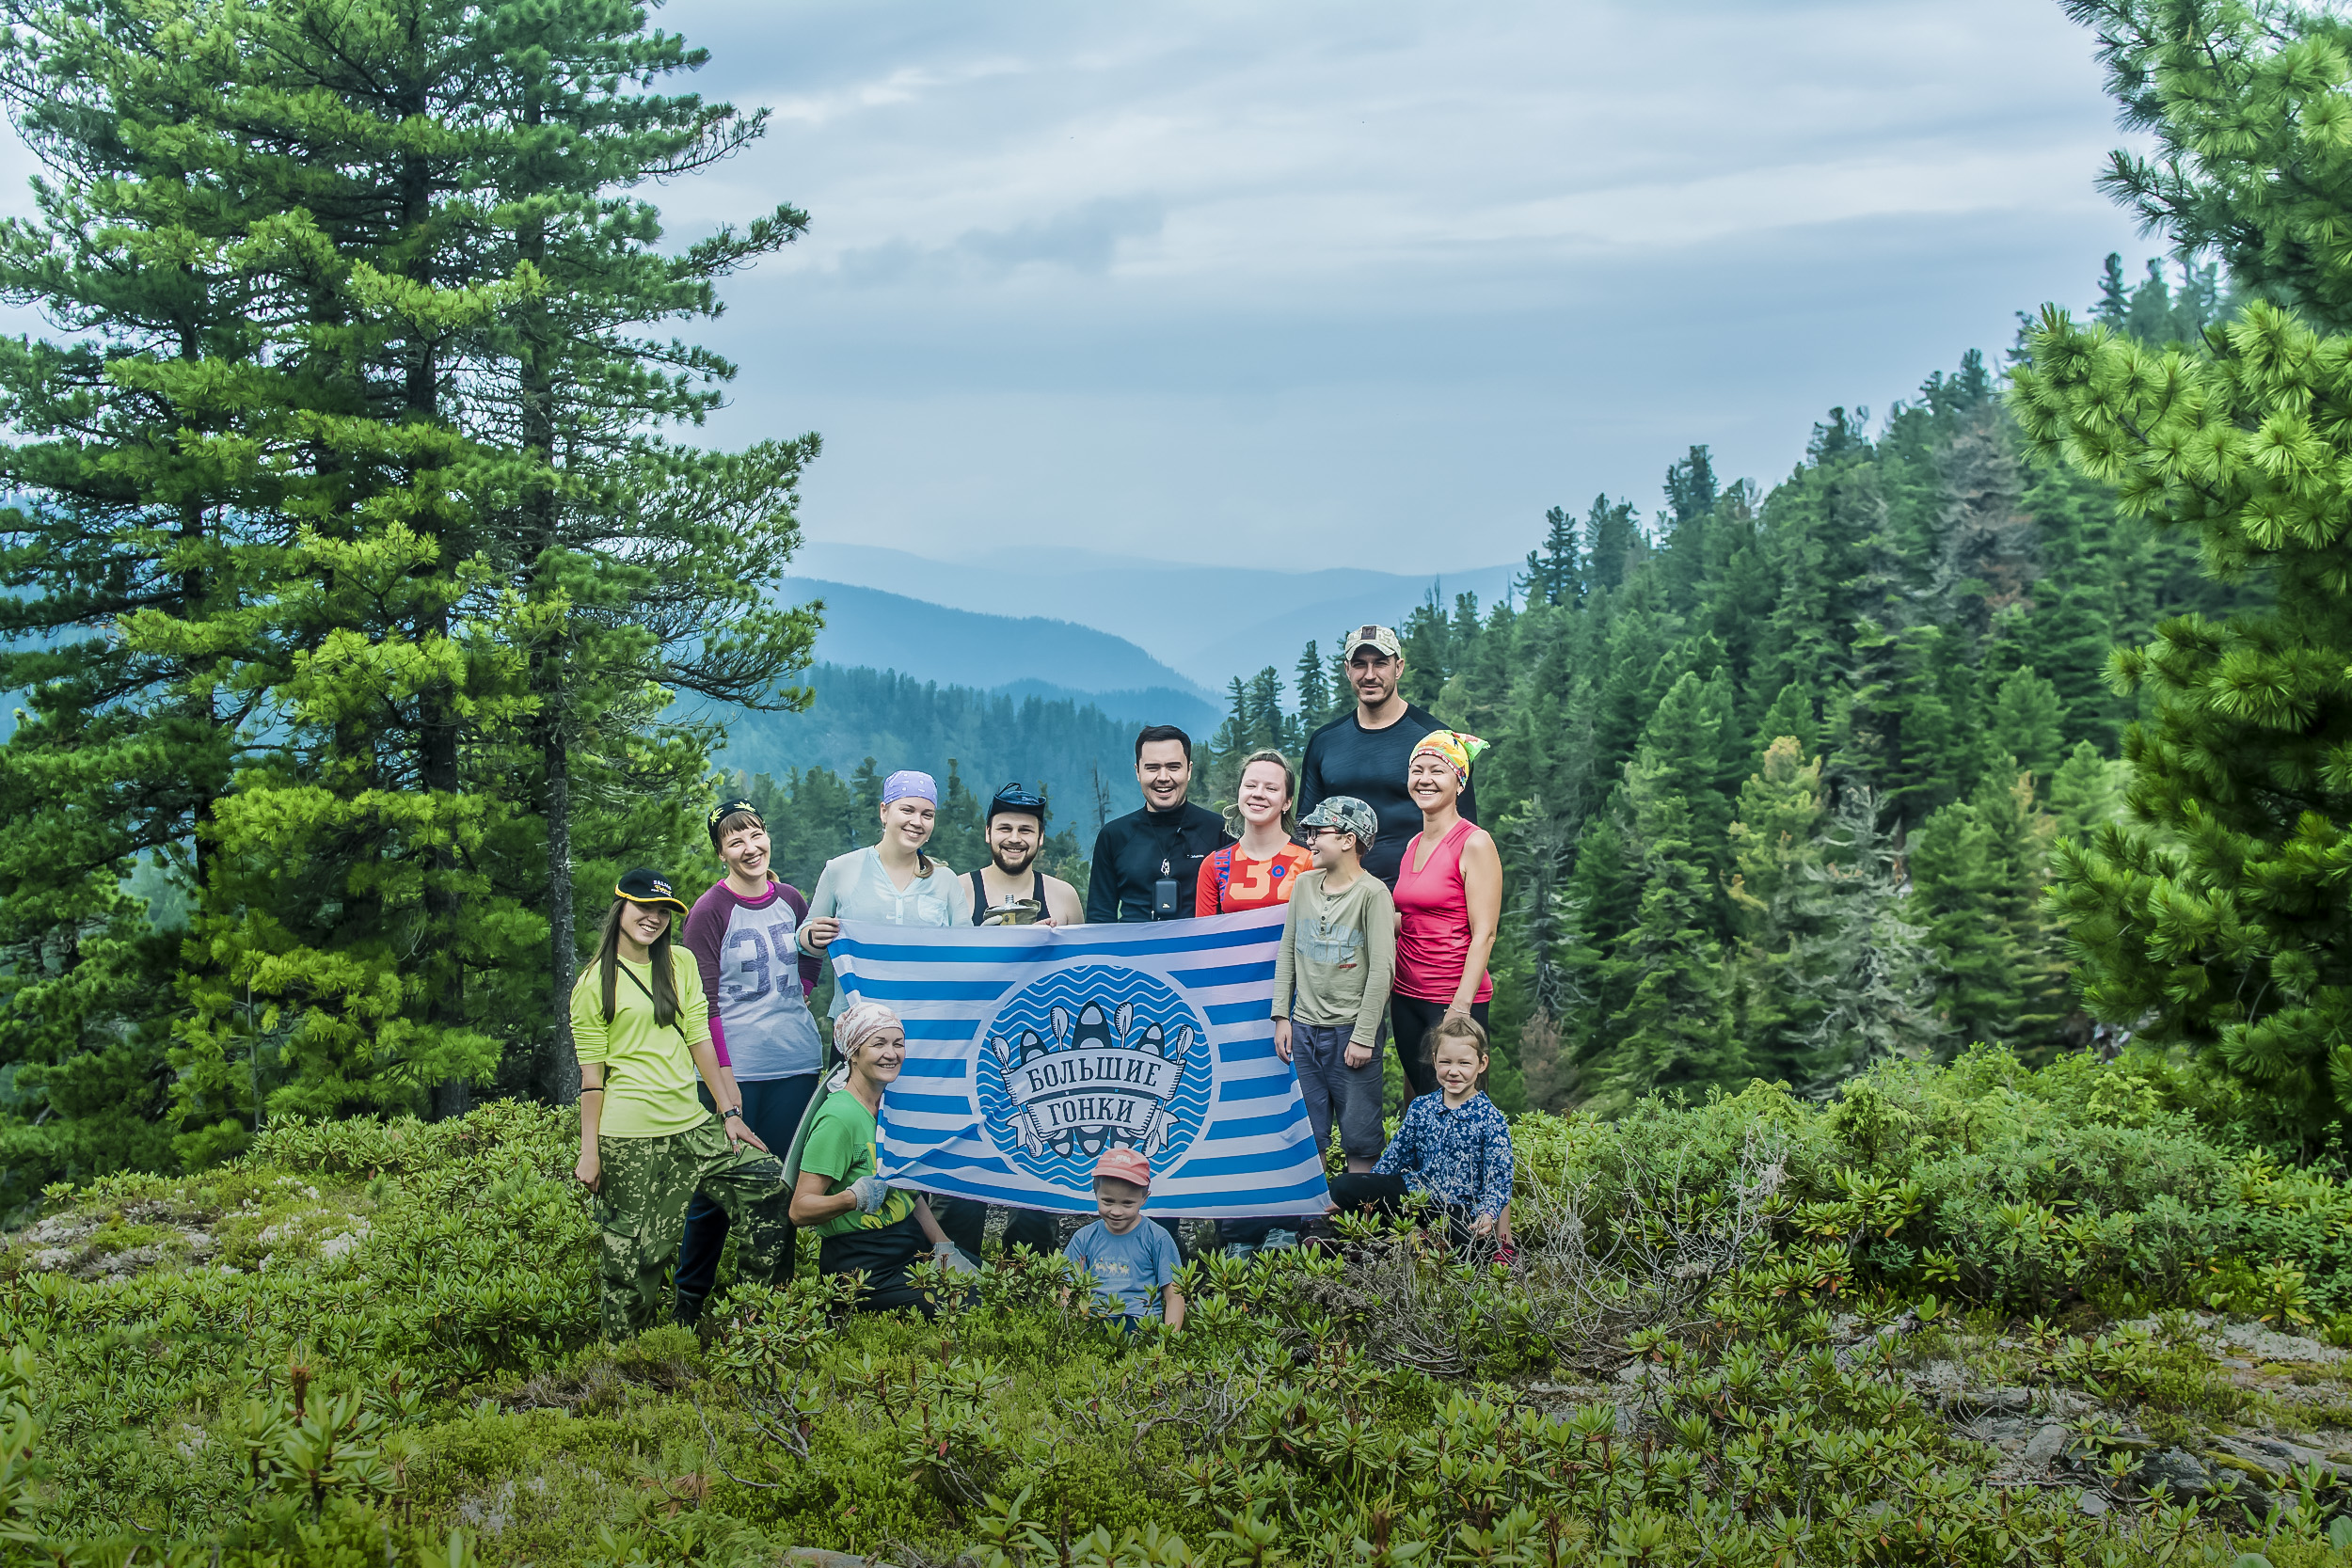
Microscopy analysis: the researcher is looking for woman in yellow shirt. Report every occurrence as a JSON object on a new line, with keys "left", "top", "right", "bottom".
{"left": 571, "top": 867, "right": 795, "bottom": 1337}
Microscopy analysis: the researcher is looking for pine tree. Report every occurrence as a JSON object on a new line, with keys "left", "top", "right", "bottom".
{"left": 1906, "top": 770, "right": 2069, "bottom": 1059}
{"left": 1399, "top": 591, "right": 1452, "bottom": 707}
{"left": 1523, "top": 505, "right": 1582, "bottom": 607}
{"left": 934, "top": 762, "right": 987, "bottom": 872}
{"left": 1725, "top": 736, "right": 1829, "bottom": 1080}
{"left": 1987, "top": 667, "right": 2067, "bottom": 781}
{"left": 1660, "top": 445, "right": 1719, "bottom": 613}
{"left": 1757, "top": 684, "right": 1820, "bottom": 761}
{"left": 1292, "top": 641, "right": 1330, "bottom": 736}
{"left": 1557, "top": 809, "right": 1638, "bottom": 1082}
{"left": 2047, "top": 740, "right": 2127, "bottom": 846}
{"left": 1593, "top": 673, "right": 1741, "bottom": 1101}
{"left": 2125, "top": 257, "right": 2179, "bottom": 344}
{"left": 0, "top": 0, "right": 822, "bottom": 1148}
{"left": 2094, "top": 252, "right": 2131, "bottom": 328}
{"left": 1780, "top": 784, "right": 1946, "bottom": 1087}
{"left": 0, "top": 0, "right": 290, "bottom": 1180}
{"left": 1585, "top": 494, "right": 1645, "bottom": 594}
{"left": 2016, "top": 277, "right": 2352, "bottom": 1132}
{"left": 1840, "top": 621, "right": 1979, "bottom": 823}
{"left": 1665, "top": 445, "right": 1720, "bottom": 529}
{"left": 2068, "top": 0, "right": 2352, "bottom": 331}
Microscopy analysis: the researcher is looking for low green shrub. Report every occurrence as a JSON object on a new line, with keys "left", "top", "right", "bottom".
{"left": 0, "top": 1053, "right": 2346, "bottom": 1562}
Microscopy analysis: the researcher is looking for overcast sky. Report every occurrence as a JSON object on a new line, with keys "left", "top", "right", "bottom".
{"left": 9, "top": 1, "right": 2157, "bottom": 575}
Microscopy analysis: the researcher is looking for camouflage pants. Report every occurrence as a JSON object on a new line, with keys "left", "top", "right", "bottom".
{"left": 596, "top": 1119, "right": 791, "bottom": 1338}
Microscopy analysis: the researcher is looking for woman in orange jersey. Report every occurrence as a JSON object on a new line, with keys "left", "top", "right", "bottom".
{"left": 1198, "top": 749, "right": 1315, "bottom": 915}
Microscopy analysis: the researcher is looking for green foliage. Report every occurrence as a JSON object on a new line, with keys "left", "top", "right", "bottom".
{"left": 2070, "top": 2, "right": 2352, "bottom": 332}
{"left": 721, "top": 662, "right": 1194, "bottom": 847}
{"left": 1909, "top": 771, "right": 2072, "bottom": 1061}
{"left": 2014, "top": 293, "right": 2352, "bottom": 1142}
{"left": 2, "top": 1067, "right": 2347, "bottom": 1562}
{"left": 1292, "top": 312, "right": 2247, "bottom": 1105}
{"left": 0, "top": 0, "right": 822, "bottom": 1154}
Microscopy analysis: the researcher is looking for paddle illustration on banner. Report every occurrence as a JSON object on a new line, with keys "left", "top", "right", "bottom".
{"left": 830, "top": 908, "right": 1329, "bottom": 1219}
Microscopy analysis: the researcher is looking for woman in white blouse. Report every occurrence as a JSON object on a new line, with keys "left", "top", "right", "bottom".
{"left": 799, "top": 769, "right": 974, "bottom": 1019}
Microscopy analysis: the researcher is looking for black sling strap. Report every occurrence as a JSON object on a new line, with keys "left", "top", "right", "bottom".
{"left": 602, "top": 963, "right": 687, "bottom": 1048}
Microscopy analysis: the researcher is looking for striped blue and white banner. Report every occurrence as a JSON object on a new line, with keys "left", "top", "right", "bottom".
{"left": 833, "top": 908, "right": 1330, "bottom": 1219}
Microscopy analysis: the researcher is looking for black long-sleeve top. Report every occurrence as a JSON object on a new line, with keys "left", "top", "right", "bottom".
{"left": 1297, "top": 703, "right": 1479, "bottom": 887}
{"left": 1085, "top": 801, "right": 1233, "bottom": 923}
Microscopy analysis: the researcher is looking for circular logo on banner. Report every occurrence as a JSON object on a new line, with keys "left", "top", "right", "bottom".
{"left": 974, "top": 964, "right": 1215, "bottom": 1191}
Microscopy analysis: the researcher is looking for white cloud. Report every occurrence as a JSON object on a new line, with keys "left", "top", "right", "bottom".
{"left": 640, "top": 0, "right": 2155, "bottom": 567}
{"left": 0, "top": 0, "right": 2160, "bottom": 572}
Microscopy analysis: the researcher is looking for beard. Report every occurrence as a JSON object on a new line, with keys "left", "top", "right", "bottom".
{"left": 991, "top": 842, "right": 1038, "bottom": 875}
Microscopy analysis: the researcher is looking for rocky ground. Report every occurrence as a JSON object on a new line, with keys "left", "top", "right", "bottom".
{"left": 3, "top": 1172, "right": 372, "bottom": 1281}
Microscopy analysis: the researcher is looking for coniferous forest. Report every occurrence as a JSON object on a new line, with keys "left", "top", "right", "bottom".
{"left": 746, "top": 273, "right": 2258, "bottom": 1123}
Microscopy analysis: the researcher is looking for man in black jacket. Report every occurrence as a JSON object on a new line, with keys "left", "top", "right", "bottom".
{"left": 1298, "top": 624, "right": 1477, "bottom": 888}
{"left": 1086, "top": 724, "right": 1234, "bottom": 924}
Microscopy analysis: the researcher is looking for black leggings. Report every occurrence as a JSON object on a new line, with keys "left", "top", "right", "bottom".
{"left": 1389, "top": 995, "right": 1490, "bottom": 1099}
{"left": 1327, "top": 1172, "right": 1477, "bottom": 1250}
{"left": 818, "top": 1212, "right": 937, "bottom": 1318}
{"left": 934, "top": 1196, "right": 1059, "bottom": 1259}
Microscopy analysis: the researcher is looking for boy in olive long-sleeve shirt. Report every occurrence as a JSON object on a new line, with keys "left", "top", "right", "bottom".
{"left": 1272, "top": 796, "right": 1396, "bottom": 1173}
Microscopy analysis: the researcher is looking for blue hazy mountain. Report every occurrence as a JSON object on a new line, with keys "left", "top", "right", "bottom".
{"left": 787, "top": 546, "right": 1520, "bottom": 689}
{"left": 783, "top": 578, "right": 1216, "bottom": 701}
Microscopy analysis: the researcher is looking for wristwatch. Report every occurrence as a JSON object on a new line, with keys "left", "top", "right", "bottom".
{"left": 723, "top": 1107, "right": 743, "bottom": 1121}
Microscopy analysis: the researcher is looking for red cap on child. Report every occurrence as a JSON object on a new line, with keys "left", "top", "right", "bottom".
{"left": 1093, "top": 1148, "right": 1152, "bottom": 1188}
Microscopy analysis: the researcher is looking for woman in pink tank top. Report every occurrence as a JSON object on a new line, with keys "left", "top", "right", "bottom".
{"left": 1391, "top": 731, "right": 1503, "bottom": 1095}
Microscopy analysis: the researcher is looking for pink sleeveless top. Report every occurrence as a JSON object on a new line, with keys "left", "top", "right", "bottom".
{"left": 1393, "top": 817, "right": 1492, "bottom": 1004}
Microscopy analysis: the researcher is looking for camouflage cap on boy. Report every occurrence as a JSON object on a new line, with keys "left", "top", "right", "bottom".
{"left": 1298, "top": 795, "right": 1377, "bottom": 850}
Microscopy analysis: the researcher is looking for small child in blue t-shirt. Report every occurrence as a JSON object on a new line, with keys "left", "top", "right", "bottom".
{"left": 1063, "top": 1148, "right": 1186, "bottom": 1330}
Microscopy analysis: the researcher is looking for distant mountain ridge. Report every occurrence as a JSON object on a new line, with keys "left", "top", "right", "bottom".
{"left": 782, "top": 578, "right": 1215, "bottom": 701}
{"left": 787, "top": 546, "right": 1521, "bottom": 689}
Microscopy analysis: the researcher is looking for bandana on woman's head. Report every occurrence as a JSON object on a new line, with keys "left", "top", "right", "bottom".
{"left": 834, "top": 1001, "right": 902, "bottom": 1068}
{"left": 881, "top": 769, "right": 937, "bottom": 806}
{"left": 1409, "top": 729, "right": 1489, "bottom": 786}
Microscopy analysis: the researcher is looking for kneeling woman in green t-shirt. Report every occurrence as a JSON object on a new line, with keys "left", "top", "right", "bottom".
{"left": 572, "top": 867, "right": 796, "bottom": 1338}
{"left": 787, "top": 1001, "right": 960, "bottom": 1315}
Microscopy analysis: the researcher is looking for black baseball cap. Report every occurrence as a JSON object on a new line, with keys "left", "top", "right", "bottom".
{"left": 988, "top": 783, "right": 1048, "bottom": 827}
{"left": 707, "top": 797, "right": 764, "bottom": 847}
{"left": 615, "top": 867, "right": 688, "bottom": 914}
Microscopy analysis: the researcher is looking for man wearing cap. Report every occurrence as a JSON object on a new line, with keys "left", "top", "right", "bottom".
{"left": 670, "top": 798, "right": 826, "bottom": 1326}
{"left": 969, "top": 783, "right": 1084, "bottom": 928}
{"left": 931, "top": 784, "right": 1083, "bottom": 1260}
{"left": 1300, "top": 626, "right": 1480, "bottom": 890}
{"left": 1085, "top": 724, "right": 1233, "bottom": 926}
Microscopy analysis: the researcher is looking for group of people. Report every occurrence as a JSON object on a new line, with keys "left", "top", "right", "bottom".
{"left": 567, "top": 625, "right": 1517, "bottom": 1337}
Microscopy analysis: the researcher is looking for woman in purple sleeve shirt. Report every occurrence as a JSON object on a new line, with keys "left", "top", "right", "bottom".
{"left": 672, "top": 797, "right": 826, "bottom": 1325}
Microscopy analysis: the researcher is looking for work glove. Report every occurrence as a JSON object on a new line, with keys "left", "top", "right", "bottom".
{"left": 933, "top": 1240, "right": 979, "bottom": 1276}
{"left": 850, "top": 1174, "right": 891, "bottom": 1214}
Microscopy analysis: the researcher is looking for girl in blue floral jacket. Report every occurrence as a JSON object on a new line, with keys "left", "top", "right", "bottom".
{"left": 1326, "top": 1015, "right": 1511, "bottom": 1248}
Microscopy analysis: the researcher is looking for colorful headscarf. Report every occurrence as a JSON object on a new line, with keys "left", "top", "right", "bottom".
{"left": 834, "top": 1001, "right": 903, "bottom": 1066}
{"left": 881, "top": 769, "right": 937, "bottom": 806}
{"left": 1409, "top": 729, "right": 1488, "bottom": 787}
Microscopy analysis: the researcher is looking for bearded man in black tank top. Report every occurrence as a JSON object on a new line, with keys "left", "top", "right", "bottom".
{"left": 937, "top": 784, "right": 1083, "bottom": 1260}
{"left": 970, "top": 784, "right": 1084, "bottom": 927}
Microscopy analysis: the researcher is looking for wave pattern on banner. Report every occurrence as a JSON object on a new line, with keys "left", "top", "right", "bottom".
{"left": 832, "top": 909, "right": 1328, "bottom": 1219}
